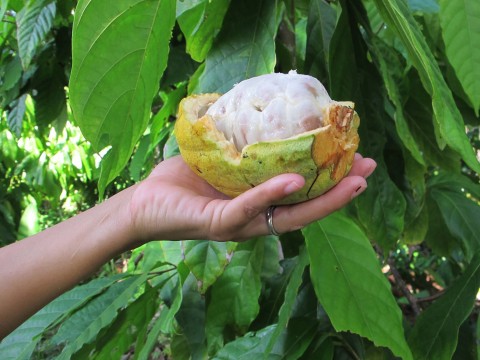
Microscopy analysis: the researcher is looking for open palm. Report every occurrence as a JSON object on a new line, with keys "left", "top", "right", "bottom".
{"left": 128, "top": 154, "right": 376, "bottom": 244}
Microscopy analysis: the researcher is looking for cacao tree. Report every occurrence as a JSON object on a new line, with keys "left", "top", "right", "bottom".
{"left": 1, "top": 0, "right": 479, "bottom": 359}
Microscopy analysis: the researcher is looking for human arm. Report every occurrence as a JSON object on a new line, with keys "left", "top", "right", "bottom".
{"left": 0, "top": 154, "right": 375, "bottom": 339}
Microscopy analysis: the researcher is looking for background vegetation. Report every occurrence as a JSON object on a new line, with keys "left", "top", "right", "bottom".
{"left": 1, "top": 0, "right": 479, "bottom": 359}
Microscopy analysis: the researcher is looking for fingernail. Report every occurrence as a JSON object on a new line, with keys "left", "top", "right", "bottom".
{"left": 365, "top": 163, "right": 377, "bottom": 178}
{"left": 284, "top": 181, "right": 303, "bottom": 195}
{"left": 351, "top": 184, "right": 367, "bottom": 199}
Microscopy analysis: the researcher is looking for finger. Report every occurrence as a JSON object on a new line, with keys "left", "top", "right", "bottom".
{"left": 349, "top": 156, "right": 377, "bottom": 178}
{"left": 217, "top": 174, "right": 306, "bottom": 235}
{"left": 273, "top": 175, "right": 367, "bottom": 233}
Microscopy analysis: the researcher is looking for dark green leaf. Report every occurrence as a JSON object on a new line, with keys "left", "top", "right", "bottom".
{"left": 173, "top": 273, "right": 208, "bottom": 360}
{"left": 425, "top": 195, "right": 459, "bottom": 257}
{"left": 329, "top": 2, "right": 406, "bottom": 250}
{"left": 31, "top": 54, "right": 67, "bottom": 126}
{"left": 369, "top": 38, "right": 425, "bottom": 165}
{"left": 408, "top": 252, "right": 480, "bottom": 360}
{"left": 264, "top": 246, "right": 309, "bottom": 356}
{"left": 1, "top": 56, "right": 22, "bottom": 91}
{"left": 195, "top": 0, "right": 280, "bottom": 94}
{"left": 373, "top": 0, "right": 480, "bottom": 174}
{"left": 304, "top": 0, "right": 336, "bottom": 87}
{"left": 69, "top": 0, "right": 175, "bottom": 197}
{"left": 303, "top": 213, "right": 412, "bottom": 360}
{"left": 16, "top": 1, "right": 56, "bottom": 69}
{"left": 404, "top": 74, "right": 461, "bottom": 172}
{"left": 6, "top": 93, "right": 26, "bottom": 136}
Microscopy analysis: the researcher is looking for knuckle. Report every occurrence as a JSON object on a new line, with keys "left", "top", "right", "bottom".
{"left": 243, "top": 204, "right": 261, "bottom": 220}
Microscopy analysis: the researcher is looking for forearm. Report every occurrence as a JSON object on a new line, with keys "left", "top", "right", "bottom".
{"left": 0, "top": 185, "right": 136, "bottom": 339}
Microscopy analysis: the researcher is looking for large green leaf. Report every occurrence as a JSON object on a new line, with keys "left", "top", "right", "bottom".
{"left": 206, "top": 238, "right": 265, "bottom": 354}
{"left": 408, "top": 252, "right": 480, "bottom": 360}
{"left": 303, "top": 213, "right": 413, "bottom": 360}
{"left": 194, "top": 0, "right": 280, "bottom": 94}
{"left": 177, "top": 0, "right": 230, "bottom": 62}
{"left": 184, "top": 240, "right": 236, "bottom": 293}
{"left": 16, "top": 0, "right": 56, "bottom": 69}
{"left": 0, "top": 275, "right": 124, "bottom": 360}
{"left": 373, "top": 0, "right": 480, "bottom": 174}
{"left": 439, "top": 0, "right": 480, "bottom": 114}
{"left": 53, "top": 274, "right": 148, "bottom": 359}
{"left": 69, "top": 0, "right": 175, "bottom": 196}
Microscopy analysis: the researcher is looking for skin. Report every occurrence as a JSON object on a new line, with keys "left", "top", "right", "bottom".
{"left": 0, "top": 154, "right": 376, "bottom": 339}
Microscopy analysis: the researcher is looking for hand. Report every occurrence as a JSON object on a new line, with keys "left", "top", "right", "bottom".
{"left": 128, "top": 154, "right": 376, "bottom": 244}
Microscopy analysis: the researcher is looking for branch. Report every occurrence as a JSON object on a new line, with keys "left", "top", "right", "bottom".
{"left": 387, "top": 258, "right": 421, "bottom": 317}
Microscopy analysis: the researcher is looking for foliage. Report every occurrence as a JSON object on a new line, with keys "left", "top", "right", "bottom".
{"left": 1, "top": 0, "right": 480, "bottom": 359}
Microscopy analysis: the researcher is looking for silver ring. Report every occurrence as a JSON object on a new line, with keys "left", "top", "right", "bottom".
{"left": 266, "top": 206, "right": 281, "bottom": 236}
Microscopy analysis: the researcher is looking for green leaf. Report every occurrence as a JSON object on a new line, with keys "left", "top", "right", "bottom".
{"left": 206, "top": 238, "right": 265, "bottom": 354}
{"left": 53, "top": 274, "right": 148, "bottom": 359}
{"left": 328, "top": 2, "right": 406, "bottom": 250}
{"left": 150, "top": 84, "right": 186, "bottom": 152}
{"left": 31, "top": 53, "right": 67, "bottom": 126}
{"left": 425, "top": 195, "right": 459, "bottom": 257}
{"left": 157, "top": 271, "right": 184, "bottom": 333}
{"left": 173, "top": 273, "right": 208, "bottom": 360}
{"left": 303, "top": 213, "right": 413, "bottom": 360}
{"left": 184, "top": 240, "right": 236, "bottom": 293}
{"left": 264, "top": 246, "right": 309, "bottom": 356}
{"left": 369, "top": 38, "right": 425, "bottom": 165}
{"left": 69, "top": 0, "right": 175, "bottom": 197}
{"left": 304, "top": 0, "right": 336, "bottom": 87}
{"left": 430, "top": 189, "right": 480, "bottom": 260}
{"left": 439, "top": 0, "right": 480, "bottom": 114}
{"left": 0, "top": 276, "right": 124, "bottom": 360}
{"left": 16, "top": 0, "right": 56, "bottom": 69}
{"left": 408, "top": 252, "right": 480, "bottom": 360}
{"left": 129, "top": 134, "right": 151, "bottom": 182}
{"left": 0, "top": 0, "right": 8, "bottom": 22}
{"left": 1, "top": 56, "right": 22, "bottom": 92}
{"left": 213, "top": 320, "right": 316, "bottom": 360}
{"left": 195, "top": 0, "right": 280, "bottom": 94}
{"left": 407, "top": 0, "right": 439, "bottom": 13}
{"left": 177, "top": 0, "right": 230, "bottom": 62}
{"left": 6, "top": 93, "right": 27, "bottom": 136}
{"left": 373, "top": 0, "right": 480, "bottom": 174}
{"left": 404, "top": 74, "right": 460, "bottom": 172}
{"left": 81, "top": 284, "right": 158, "bottom": 360}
